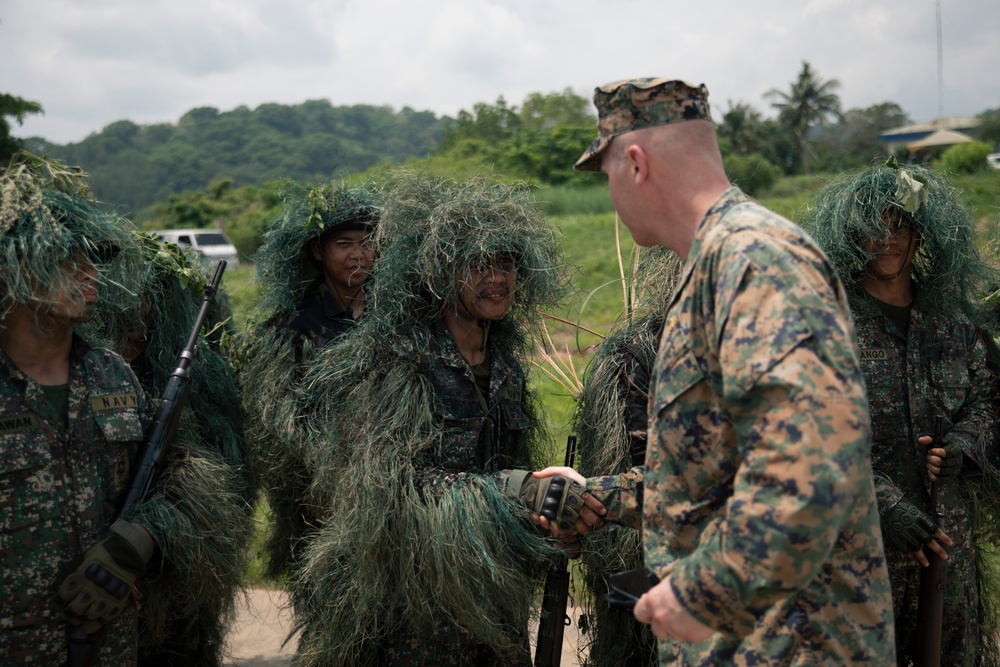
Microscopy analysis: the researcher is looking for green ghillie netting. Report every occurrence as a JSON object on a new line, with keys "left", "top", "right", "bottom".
{"left": 236, "top": 180, "right": 383, "bottom": 581}
{"left": 0, "top": 157, "right": 140, "bottom": 328}
{"left": 86, "top": 232, "right": 254, "bottom": 665}
{"left": 290, "top": 172, "right": 567, "bottom": 666}
{"left": 805, "top": 162, "right": 1000, "bottom": 667}
{"left": 802, "top": 161, "right": 999, "bottom": 319}
{"left": 574, "top": 246, "right": 682, "bottom": 667}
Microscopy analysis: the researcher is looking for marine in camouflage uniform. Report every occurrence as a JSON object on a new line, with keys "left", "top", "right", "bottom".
{"left": 236, "top": 182, "right": 380, "bottom": 581}
{"left": 575, "top": 247, "right": 682, "bottom": 667}
{"left": 806, "top": 163, "right": 1000, "bottom": 667}
{"left": 290, "top": 174, "right": 594, "bottom": 666}
{"left": 85, "top": 234, "right": 255, "bottom": 666}
{"left": 574, "top": 78, "right": 895, "bottom": 665}
{"left": 0, "top": 159, "right": 153, "bottom": 664}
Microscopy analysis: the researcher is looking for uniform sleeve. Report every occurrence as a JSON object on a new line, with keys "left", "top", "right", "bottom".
{"left": 942, "top": 327, "right": 996, "bottom": 471}
{"left": 585, "top": 467, "right": 644, "bottom": 530}
{"left": 669, "top": 240, "right": 873, "bottom": 636}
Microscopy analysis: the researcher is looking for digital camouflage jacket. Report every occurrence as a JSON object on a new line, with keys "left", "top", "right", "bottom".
{"left": 588, "top": 188, "right": 896, "bottom": 665}
{"left": 0, "top": 336, "right": 149, "bottom": 665}
{"left": 854, "top": 290, "right": 998, "bottom": 667}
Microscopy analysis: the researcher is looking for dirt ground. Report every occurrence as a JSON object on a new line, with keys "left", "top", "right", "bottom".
{"left": 223, "top": 588, "right": 585, "bottom": 666}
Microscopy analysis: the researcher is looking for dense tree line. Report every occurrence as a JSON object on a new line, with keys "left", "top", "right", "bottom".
{"left": 7, "top": 63, "right": 998, "bottom": 262}
{"left": 24, "top": 99, "right": 444, "bottom": 214}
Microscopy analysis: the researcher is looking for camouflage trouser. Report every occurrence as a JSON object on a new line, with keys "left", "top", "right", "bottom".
{"left": 375, "top": 617, "right": 531, "bottom": 667}
{"left": 889, "top": 525, "right": 978, "bottom": 667}
{"left": 0, "top": 607, "right": 138, "bottom": 666}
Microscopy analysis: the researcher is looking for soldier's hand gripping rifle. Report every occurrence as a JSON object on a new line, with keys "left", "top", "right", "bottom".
{"left": 62, "top": 260, "right": 228, "bottom": 667}
{"left": 534, "top": 434, "right": 578, "bottom": 667}
{"left": 914, "top": 415, "right": 947, "bottom": 667}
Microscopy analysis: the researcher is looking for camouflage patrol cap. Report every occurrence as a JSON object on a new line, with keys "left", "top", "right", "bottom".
{"left": 574, "top": 78, "right": 712, "bottom": 172}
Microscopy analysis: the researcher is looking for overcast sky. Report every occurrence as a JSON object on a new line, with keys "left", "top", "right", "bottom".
{"left": 3, "top": 0, "right": 998, "bottom": 145}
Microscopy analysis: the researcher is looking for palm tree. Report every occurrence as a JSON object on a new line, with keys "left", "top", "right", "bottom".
{"left": 765, "top": 62, "right": 842, "bottom": 175}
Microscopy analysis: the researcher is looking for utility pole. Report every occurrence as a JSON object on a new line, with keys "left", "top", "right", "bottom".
{"left": 936, "top": 0, "right": 944, "bottom": 121}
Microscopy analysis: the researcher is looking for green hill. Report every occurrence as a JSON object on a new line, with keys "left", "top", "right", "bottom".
{"left": 26, "top": 100, "right": 445, "bottom": 215}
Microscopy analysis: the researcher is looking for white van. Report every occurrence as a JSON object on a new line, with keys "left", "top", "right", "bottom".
{"left": 154, "top": 229, "right": 240, "bottom": 267}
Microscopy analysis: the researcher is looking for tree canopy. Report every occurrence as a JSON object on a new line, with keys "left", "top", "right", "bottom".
{"left": 765, "top": 61, "right": 842, "bottom": 174}
{"left": 27, "top": 99, "right": 444, "bottom": 214}
{"left": 0, "top": 93, "right": 44, "bottom": 164}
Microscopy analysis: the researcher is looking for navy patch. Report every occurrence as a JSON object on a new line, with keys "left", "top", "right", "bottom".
{"left": 0, "top": 412, "right": 40, "bottom": 435}
{"left": 90, "top": 393, "right": 139, "bottom": 411}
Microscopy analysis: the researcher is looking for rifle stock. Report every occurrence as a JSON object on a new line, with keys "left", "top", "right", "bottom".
{"left": 65, "top": 260, "right": 227, "bottom": 667}
{"left": 534, "top": 434, "right": 577, "bottom": 667}
{"left": 913, "top": 415, "right": 947, "bottom": 667}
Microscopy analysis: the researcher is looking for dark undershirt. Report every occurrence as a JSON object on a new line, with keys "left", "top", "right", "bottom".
{"left": 41, "top": 383, "right": 69, "bottom": 424}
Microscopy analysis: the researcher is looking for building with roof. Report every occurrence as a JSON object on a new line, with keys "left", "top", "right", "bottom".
{"left": 879, "top": 116, "right": 980, "bottom": 155}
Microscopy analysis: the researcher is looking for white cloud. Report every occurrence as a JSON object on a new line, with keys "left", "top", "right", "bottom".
{"left": 4, "top": 0, "right": 998, "bottom": 143}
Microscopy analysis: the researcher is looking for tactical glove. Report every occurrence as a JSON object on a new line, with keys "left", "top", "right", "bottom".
{"left": 881, "top": 499, "right": 937, "bottom": 554}
{"left": 503, "top": 470, "right": 586, "bottom": 532}
{"left": 934, "top": 440, "right": 964, "bottom": 479}
{"left": 57, "top": 521, "right": 155, "bottom": 633}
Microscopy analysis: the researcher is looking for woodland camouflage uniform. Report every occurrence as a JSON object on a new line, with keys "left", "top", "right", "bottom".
{"left": 291, "top": 173, "right": 566, "bottom": 666}
{"left": 236, "top": 181, "right": 381, "bottom": 581}
{"left": 806, "top": 163, "right": 1000, "bottom": 667}
{"left": 587, "top": 187, "right": 896, "bottom": 665}
{"left": 0, "top": 161, "right": 150, "bottom": 664}
{"left": 85, "top": 234, "right": 254, "bottom": 666}
{"left": 575, "top": 247, "right": 682, "bottom": 667}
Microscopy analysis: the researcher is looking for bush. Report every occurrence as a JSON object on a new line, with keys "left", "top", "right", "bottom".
{"left": 935, "top": 141, "right": 994, "bottom": 174}
{"left": 723, "top": 153, "right": 781, "bottom": 196}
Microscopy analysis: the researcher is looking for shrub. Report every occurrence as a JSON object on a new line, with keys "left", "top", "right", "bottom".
{"left": 723, "top": 153, "right": 781, "bottom": 196}
{"left": 935, "top": 141, "right": 994, "bottom": 174}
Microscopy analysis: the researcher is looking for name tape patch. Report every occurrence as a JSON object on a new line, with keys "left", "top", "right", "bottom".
{"left": 0, "top": 412, "right": 40, "bottom": 435}
{"left": 859, "top": 348, "right": 890, "bottom": 361}
{"left": 90, "top": 393, "right": 139, "bottom": 412}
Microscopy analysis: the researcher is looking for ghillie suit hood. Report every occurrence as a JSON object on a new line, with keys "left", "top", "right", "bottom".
{"left": 85, "top": 234, "right": 253, "bottom": 665}
{"left": 252, "top": 180, "right": 382, "bottom": 322}
{"left": 805, "top": 161, "right": 1000, "bottom": 667}
{"left": 235, "top": 181, "right": 383, "bottom": 582}
{"left": 292, "top": 173, "right": 567, "bottom": 666}
{"left": 803, "top": 159, "right": 997, "bottom": 320}
{"left": 574, "top": 246, "right": 683, "bottom": 667}
{"left": 0, "top": 158, "right": 140, "bottom": 329}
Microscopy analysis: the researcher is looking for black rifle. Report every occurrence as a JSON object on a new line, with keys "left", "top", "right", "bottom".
{"left": 534, "top": 434, "right": 577, "bottom": 667}
{"left": 913, "top": 415, "right": 947, "bottom": 667}
{"left": 66, "top": 260, "right": 227, "bottom": 667}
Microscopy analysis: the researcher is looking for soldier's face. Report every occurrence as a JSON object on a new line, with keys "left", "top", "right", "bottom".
{"left": 42, "top": 253, "right": 98, "bottom": 325}
{"left": 862, "top": 211, "right": 919, "bottom": 280}
{"left": 313, "top": 229, "right": 374, "bottom": 291}
{"left": 454, "top": 254, "right": 517, "bottom": 322}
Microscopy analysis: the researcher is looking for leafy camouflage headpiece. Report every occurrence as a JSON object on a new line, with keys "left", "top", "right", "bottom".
{"left": 251, "top": 180, "right": 382, "bottom": 321}
{"left": 575, "top": 78, "right": 712, "bottom": 172}
{"left": 804, "top": 160, "right": 998, "bottom": 315}
{"left": 0, "top": 158, "right": 139, "bottom": 325}
{"left": 85, "top": 232, "right": 229, "bottom": 366}
{"left": 366, "top": 171, "right": 564, "bottom": 344}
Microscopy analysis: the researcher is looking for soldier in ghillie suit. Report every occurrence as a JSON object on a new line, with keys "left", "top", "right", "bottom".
{"left": 806, "top": 161, "right": 1000, "bottom": 667}
{"left": 575, "top": 246, "right": 682, "bottom": 667}
{"left": 290, "top": 173, "right": 602, "bottom": 666}
{"left": 237, "top": 181, "right": 381, "bottom": 581}
{"left": 85, "top": 233, "right": 254, "bottom": 666}
{"left": 0, "top": 158, "right": 152, "bottom": 664}
{"left": 569, "top": 77, "right": 895, "bottom": 665}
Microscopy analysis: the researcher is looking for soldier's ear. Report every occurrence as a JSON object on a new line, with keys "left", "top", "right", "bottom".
{"left": 309, "top": 239, "right": 322, "bottom": 262}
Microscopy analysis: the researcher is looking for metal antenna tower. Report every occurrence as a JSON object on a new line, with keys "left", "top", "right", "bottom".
{"left": 936, "top": 0, "right": 944, "bottom": 121}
